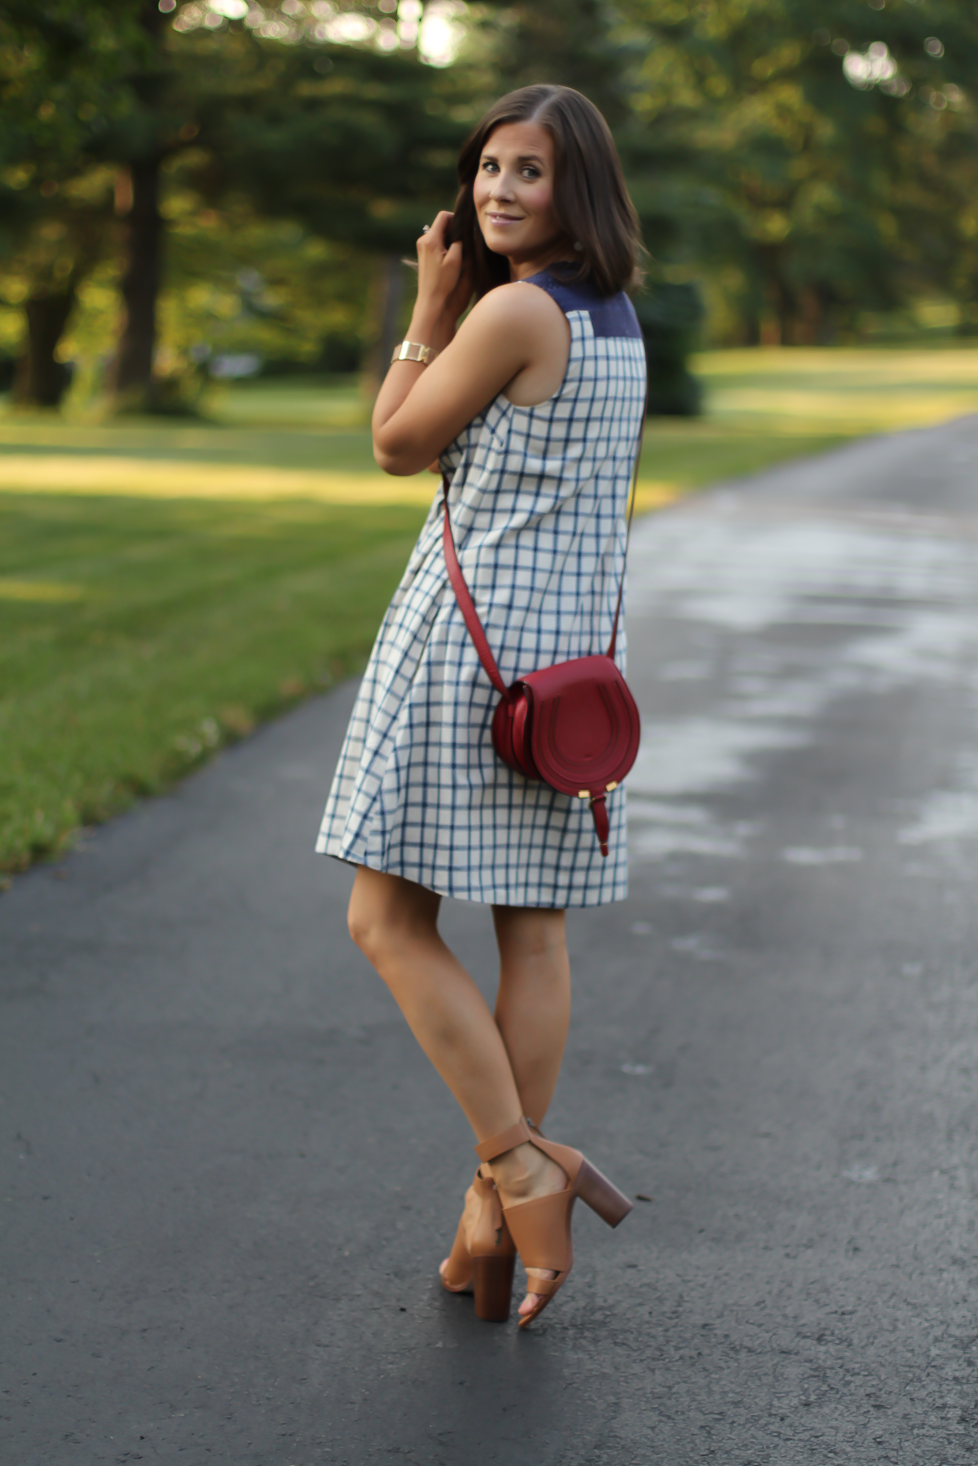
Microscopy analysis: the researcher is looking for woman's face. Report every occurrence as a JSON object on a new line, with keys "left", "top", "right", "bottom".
{"left": 473, "top": 121, "right": 567, "bottom": 268}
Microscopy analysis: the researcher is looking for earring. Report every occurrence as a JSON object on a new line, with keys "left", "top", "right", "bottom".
{"left": 573, "top": 240, "right": 583, "bottom": 251}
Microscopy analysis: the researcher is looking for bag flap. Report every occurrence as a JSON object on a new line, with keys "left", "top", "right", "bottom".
{"left": 521, "top": 656, "right": 641, "bottom": 796}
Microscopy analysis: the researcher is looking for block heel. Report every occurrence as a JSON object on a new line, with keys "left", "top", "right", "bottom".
{"left": 440, "top": 1168, "right": 516, "bottom": 1322}
{"left": 473, "top": 1250, "right": 516, "bottom": 1322}
{"left": 576, "top": 1158, "right": 634, "bottom": 1228}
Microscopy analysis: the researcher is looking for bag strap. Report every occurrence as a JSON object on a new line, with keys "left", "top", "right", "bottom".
{"left": 441, "top": 477, "right": 510, "bottom": 697}
{"left": 441, "top": 391, "right": 647, "bottom": 688}
{"left": 606, "top": 398, "right": 646, "bottom": 660}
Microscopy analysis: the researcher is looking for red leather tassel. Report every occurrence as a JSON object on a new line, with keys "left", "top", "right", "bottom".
{"left": 589, "top": 794, "right": 610, "bottom": 857}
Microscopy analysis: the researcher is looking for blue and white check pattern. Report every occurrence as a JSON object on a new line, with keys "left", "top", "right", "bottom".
{"left": 316, "top": 275, "right": 646, "bottom": 907}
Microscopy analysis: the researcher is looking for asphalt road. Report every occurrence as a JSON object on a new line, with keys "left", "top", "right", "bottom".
{"left": 3, "top": 416, "right": 978, "bottom": 1466}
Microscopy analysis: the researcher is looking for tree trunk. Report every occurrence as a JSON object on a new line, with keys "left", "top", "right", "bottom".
{"left": 113, "top": 157, "right": 163, "bottom": 401}
{"left": 776, "top": 285, "right": 797, "bottom": 345}
{"left": 378, "top": 252, "right": 404, "bottom": 380}
{"left": 12, "top": 289, "right": 76, "bottom": 407}
{"left": 814, "top": 285, "right": 836, "bottom": 345}
{"left": 755, "top": 249, "right": 786, "bottom": 345}
{"left": 363, "top": 252, "right": 406, "bottom": 397}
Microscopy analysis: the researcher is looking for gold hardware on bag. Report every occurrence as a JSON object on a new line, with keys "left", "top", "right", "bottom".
{"left": 606, "top": 781, "right": 618, "bottom": 791}
{"left": 578, "top": 790, "right": 589, "bottom": 799}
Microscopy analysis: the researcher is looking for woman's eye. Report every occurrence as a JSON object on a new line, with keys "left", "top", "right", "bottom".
{"left": 521, "top": 167, "right": 539, "bottom": 179}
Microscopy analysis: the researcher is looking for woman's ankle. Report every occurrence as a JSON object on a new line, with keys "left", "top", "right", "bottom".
{"left": 490, "top": 1142, "right": 563, "bottom": 1204}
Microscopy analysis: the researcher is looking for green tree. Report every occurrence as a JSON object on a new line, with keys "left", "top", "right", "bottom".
{"left": 96, "top": 0, "right": 171, "bottom": 403}
{"left": 477, "top": 0, "right": 638, "bottom": 126}
{"left": 102, "top": 3, "right": 477, "bottom": 404}
{"left": 0, "top": 0, "right": 147, "bottom": 402}
{"left": 182, "top": 18, "right": 475, "bottom": 383}
{"left": 622, "top": 0, "right": 978, "bottom": 342}
{"left": 2, "top": 1, "right": 476, "bottom": 406}
{"left": 0, "top": 164, "right": 115, "bottom": 404}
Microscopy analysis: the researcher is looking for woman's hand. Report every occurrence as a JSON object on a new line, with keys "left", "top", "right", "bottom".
{"left": 374, "top": 282, "right": 569, "bottom": 476}
{"left": 414, "top": 212, "right": 472, "bottom": 345}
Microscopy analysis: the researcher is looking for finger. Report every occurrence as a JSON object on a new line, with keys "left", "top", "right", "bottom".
{"left": 428, "top": 210, "right": 452, "bottom": 244}
{"left": 418, "top": 221, "right": 448, "bottom": 256}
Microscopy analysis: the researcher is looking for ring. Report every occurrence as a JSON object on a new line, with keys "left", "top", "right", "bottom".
{"left": 421, "top": 224, "right": 430, "bottom": 234}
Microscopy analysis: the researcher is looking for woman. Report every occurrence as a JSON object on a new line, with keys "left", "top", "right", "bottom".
{"left": 316, "top": 84, "right": 646, "bottom": 1327}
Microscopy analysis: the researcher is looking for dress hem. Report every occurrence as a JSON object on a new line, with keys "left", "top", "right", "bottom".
{"left": 315, "top": 842, "right": 628, "bottom": 910}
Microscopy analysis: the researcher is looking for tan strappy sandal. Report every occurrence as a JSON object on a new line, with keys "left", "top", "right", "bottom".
{"left": 475, "top": 1118, "right": 633, "bottom": 1329}
{"left": 439, "top": 1167, "right": 517, "bottom": 1322}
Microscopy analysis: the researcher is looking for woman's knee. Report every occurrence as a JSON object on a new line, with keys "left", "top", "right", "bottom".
{"left": 346, "top": 887, "right": 393, "bottom": 965}
{"left": 493, "top": 905, "right": 567, "bottom": 963}
{"left": 346, "top": 888, "right": 380, "bottom": 959}
{"left": 347, "top": 868, "right": 438, "bottom": 968}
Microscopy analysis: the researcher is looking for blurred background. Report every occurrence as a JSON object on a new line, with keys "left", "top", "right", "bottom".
{"left": 2, "top": 0, "right": 977, "bottom": 878}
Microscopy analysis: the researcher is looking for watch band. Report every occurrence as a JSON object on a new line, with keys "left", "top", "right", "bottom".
{"left": 391, "top": 340, "right": 437, "bottom": 366}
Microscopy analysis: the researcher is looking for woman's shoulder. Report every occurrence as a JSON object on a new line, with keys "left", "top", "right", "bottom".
{"left": 466, "top": 271, "right": 643, "bottom": 343}
{"left": 522, "top": 269, "right": 643, "bottom": 342}
{"left": 467, "top": 279, "right": 566, "bottom": 331}
{"left": 460, "top": 281, "right": 569, "bottom": 367}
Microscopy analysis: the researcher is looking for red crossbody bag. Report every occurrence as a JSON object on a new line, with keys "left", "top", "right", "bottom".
{"left": 441, "top": 412, "right": 645, "bottom": 858}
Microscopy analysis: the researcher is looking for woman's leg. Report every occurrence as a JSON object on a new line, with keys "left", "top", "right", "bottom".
{"left": 347, "top": 865, "right": 524, "bottom": 1139}
{"left": 491, "top": 906, "right": 570, "bottom": 1128}
{"left": 488, "top": 906, "right": 571, "bottom": 1316}
{"left": 348, "top": 868, "right": 566, "bottom": 1314}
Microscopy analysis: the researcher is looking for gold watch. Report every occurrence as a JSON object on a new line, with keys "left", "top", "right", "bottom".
{"left": 391, "top": 340, "right": 437, "bottom": 366}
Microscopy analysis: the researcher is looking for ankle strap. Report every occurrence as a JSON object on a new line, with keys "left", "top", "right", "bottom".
{"left": 474, "top": 1118, "right": 532, "bottom": 1163}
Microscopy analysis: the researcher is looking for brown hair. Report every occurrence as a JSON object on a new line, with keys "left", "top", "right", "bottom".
{"left": 451, "top": 84, "right": 643, "bottom": 300}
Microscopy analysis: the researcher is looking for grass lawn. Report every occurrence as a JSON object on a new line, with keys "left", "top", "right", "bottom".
{"left": 2, "top": 345, "right": 976, "bottom": 877}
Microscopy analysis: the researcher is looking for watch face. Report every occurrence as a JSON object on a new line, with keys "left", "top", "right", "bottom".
{"left": 393, "top": 342, "right": 430, "bottom": 364}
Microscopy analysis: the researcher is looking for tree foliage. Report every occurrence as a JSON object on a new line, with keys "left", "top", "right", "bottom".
{"left": 1, "top": 1, "right": 479, "bottom": 403}
{"left": 620, "top": 0, "right": 978, "bottom": 341}
{"left": 2, "top": 0, "right": 978, "bottom": 406}
{"left": 186, "top": 31, "right": 470, "bottom": 252}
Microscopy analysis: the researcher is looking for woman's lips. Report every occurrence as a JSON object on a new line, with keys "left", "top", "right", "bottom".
{"left": 485, "top": 212, "right": 524, "bottom": 225}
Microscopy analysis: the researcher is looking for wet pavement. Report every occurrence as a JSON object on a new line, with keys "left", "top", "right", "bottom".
{"left": 3, "top": 415, "right": 978, "bottom": 1464}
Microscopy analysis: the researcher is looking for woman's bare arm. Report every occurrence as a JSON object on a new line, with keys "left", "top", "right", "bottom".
{"left": 372, "top": 212, "right": 569, "bottom": 477}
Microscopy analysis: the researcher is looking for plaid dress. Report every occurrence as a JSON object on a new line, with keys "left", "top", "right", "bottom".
{"left": 315, "top": 269, "right": 646, "bottom": 907}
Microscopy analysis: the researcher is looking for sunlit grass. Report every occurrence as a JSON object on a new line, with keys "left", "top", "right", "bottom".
{"left": 0, "top": 419, "right": 382, "bottom": 472}
{"left": 2, "top": 343, "right": 976, "bottom": 878}
{"left": 695, "top": 345, "right": 978, "bottom": 431}
{"left": 0, "top": 455, "right": 437, "bottom": 504}
{"left": 207, "top": 373, "right": 370, "bottom": 429}
{"left": 0, "top": 492, "right": 427, "bottom": 875}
